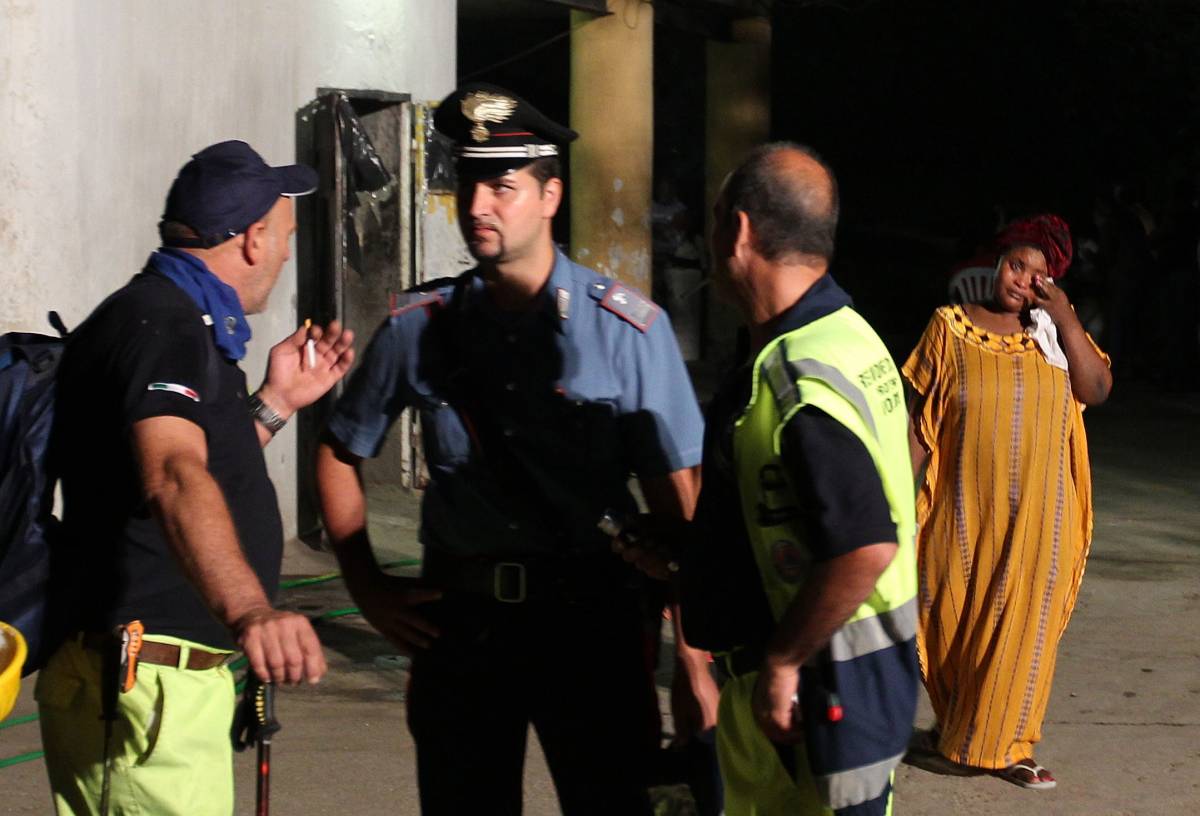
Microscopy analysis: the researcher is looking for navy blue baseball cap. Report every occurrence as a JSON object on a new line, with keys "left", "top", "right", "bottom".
{"left": 159, "top": 140, "right": 318, "bottom": 248}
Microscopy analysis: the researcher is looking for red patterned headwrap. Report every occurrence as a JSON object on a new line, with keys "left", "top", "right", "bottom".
{"left": 993, "top": 214, "right": 1073, "bottom": 279}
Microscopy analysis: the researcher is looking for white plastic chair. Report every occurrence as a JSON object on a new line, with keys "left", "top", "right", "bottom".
{"left": 948, "top": 265, "right": 996, "bottom": 304}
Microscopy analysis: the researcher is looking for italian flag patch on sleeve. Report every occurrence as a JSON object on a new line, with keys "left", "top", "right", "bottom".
{"left": 147, "top": 382, "right": 201, "bottom": 402}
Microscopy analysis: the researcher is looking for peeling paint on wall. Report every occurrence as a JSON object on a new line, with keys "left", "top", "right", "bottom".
{"left": 422, "top": 194, "right": 474, "bottom": 278}
{"left": 625, "top": 247, "right": 651, "bottom": 288}
{"left": 610, "top": 207, "right": 625, "bottom": 227}
{"left": 585, "top": 244, "right": 649, "bottom": 289}
{"left": 606, "top": 244, "right": 624, "bottom": 276}
{"left": 425, "top": 192, "right": 457, "bottom": 222}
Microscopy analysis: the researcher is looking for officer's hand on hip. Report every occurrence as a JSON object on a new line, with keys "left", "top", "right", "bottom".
{"left": 347, "top": 571, "right": 443, "bottom": 657}
{"left": 612, "top": 541, "right": 673, "bottom": 581}
{"left": 235, "top": 607, "right": 327, "bottom": 686}
{"left": 608, "top": 512, "right": 685, "bottom": 581}
{"left": 752, "top": 660, "right": 804, "bottom": 744}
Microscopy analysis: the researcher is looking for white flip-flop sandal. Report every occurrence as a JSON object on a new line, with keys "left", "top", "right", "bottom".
{"left": 995, "top": 761, "right": 1057, "bottom": 790}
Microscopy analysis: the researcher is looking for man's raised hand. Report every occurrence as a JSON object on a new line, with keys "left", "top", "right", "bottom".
{"left": 258, "top": 320, "right": 355, "bottom": 417}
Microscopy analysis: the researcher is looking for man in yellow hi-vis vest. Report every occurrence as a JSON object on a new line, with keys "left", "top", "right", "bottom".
{"left": 677, "top": 143, "right": 918, "bottom": 815}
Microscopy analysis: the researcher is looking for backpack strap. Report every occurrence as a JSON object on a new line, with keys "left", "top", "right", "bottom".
{"left": 48, "top": 311, "right": 70, "bottom": 338}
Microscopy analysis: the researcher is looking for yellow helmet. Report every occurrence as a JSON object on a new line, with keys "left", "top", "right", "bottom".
{"left": 0, "top": 621, "right": 28, "bottom": 721}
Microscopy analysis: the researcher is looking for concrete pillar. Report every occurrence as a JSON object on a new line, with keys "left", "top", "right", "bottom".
{"left": 569, "top": 0, "right": 654, "bottom": 292}
{"left": 705, "top": 16, "right": 772, "bottom": 363}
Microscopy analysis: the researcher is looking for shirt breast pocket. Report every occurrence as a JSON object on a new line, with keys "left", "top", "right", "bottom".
{"left": 420, "top": 400, "right": 472, "bottom": 468}
{"left": 556, "top": 397, "right": 623, "bottom": 470}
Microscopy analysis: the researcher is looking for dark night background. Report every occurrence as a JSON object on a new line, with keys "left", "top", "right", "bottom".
{"left": 458, "top": 0, "right": 1200, "bottom": 377}
{"left": 774, "top": 0, "right": 1200, "bottom": 359}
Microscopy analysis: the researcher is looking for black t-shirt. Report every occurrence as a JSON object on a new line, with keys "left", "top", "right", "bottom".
{"left": 54, "top": 270, "right": 282, "bottom": 649}
{"left": 680, "top": 365, "right": 897, "bottom": 652}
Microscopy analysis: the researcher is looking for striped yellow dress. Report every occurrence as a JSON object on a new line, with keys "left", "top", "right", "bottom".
{"left": 901, "top": 305, "right": 1102, "bottom": 769}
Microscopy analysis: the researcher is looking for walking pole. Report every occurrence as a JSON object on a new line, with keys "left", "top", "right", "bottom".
{"left": 255, "top": 681, "right": 278, "bottom": 816}
{"left": 234, "top": 675, "right": 281, "bottom": 816}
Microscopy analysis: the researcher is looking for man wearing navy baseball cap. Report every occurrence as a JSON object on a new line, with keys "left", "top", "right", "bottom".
{"left": 160, "top": 140, "right": 318, "bottom": 250}
{"left": 37, "top": 140, "right": 354, "bottom": 815}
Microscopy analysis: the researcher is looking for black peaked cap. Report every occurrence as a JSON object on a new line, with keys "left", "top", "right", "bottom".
{"left": 433, "top": 82, "right": 578, "bottom": 180}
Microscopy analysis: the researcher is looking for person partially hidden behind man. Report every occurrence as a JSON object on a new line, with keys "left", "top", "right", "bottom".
{"left": 37, "top": 140, "right": 354, "bottom": 815}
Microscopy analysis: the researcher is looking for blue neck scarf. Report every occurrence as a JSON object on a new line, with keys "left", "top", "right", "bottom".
{"left": 149, "top": 249, "right": 252, "bottom": 361}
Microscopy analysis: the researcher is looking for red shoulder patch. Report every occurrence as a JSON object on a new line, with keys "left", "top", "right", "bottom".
{"left": 599, "top": 282, "right": 659, "bottom": 332}
{"left": 389, "top": 291, "right": 444, "bottom": 317}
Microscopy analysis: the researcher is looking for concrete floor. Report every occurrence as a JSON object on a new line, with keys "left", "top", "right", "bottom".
{"left": 3, "top": 385, "right": 1198, "bottom": 814}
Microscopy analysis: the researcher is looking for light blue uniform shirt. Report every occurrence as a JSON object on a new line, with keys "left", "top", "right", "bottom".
{"left": 328, "top": 250, "right": 704, "bottom": 557}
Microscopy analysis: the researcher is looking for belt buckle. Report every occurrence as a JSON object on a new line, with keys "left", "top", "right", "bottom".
{"left": 493, "top": 562, "right": 527, "bottom": 603}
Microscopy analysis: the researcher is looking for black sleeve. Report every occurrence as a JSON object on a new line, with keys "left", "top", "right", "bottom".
{"left": 115, "top": 309, "right": 212, "bottom": 430}
{"left": 779, "top": 406, "right": 897, "bottom": 562}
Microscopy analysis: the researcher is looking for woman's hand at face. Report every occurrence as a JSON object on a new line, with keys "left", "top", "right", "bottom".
{"left": 1030, "top": 275, "right": 1074, "bottom": 326}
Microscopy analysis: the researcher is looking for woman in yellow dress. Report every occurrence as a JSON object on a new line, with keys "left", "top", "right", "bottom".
{"left": 902, "top": 214, "right": 1112, "bottom": 789}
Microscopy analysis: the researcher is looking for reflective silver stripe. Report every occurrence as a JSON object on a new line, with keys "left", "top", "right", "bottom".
{"left": 457, "top": 144, "right": 559, "bottom": 158}
{"left": 822, "top": 598, "right": 916, "bottom": 663}
{"left": 815, "top": 751, "right": 903, "bottom": 810}
{"left": 762, "top": 346, "right": 799, "bottom": 417}
{"left": 785, "top": 357, "right": 879, "bottom": 439}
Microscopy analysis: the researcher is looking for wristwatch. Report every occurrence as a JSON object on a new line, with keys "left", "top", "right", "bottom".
{"left": 247, "top": 392, "right": 287, "bottom": 435}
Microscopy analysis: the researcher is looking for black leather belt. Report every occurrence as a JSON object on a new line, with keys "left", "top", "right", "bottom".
{"left": 422, "top": 549, "right": 635, "bottom": 604}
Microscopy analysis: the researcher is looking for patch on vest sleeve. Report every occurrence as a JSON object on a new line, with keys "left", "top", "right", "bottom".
{"left": 771, "top": 540, "right": 807, "bottom": 583}
{"left": 388, "top": 291, "right": 444, "bottom": 317}
{"left": 599, "top": 282, "right": 659, "bottom": 332}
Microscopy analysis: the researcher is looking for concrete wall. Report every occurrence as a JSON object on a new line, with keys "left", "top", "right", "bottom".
{"left": 705, "top": 17, "right": 771, "bottom": 371}
{"left": 569, "top": 1, "right": 654, "bottom": 292}
{"left": 0, "top": 0, "right": 456, "bottom": 540}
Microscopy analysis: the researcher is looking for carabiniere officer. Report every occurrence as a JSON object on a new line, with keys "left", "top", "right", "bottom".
{"left": 315, "top": 83, "right": 714, "bottom": 814}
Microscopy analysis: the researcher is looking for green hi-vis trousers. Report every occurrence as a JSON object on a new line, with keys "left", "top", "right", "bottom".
{"left": 36, "top": 635, "right": 236, "bottom": 816}
{"left": 716, "top": 672, "right": 894, "bottom": 816}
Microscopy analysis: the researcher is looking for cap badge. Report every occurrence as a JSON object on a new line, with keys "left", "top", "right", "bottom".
{"left": 461, "top": 91, "right": 518, "bottom": 143}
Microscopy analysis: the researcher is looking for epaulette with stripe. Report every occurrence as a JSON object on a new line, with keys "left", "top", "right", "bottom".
{"left": 388, "top": 277, "right": 457, "bottom": 317}
{"left": 388, "top": 291, "right": 443, "bottom": 317}
{"left": 587, "top": 278, "right": 659, "bottom": 332}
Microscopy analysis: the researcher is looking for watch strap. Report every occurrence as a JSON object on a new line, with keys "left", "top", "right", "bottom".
{"left": 248, "top": 392, "right": 287, "bottom": 434}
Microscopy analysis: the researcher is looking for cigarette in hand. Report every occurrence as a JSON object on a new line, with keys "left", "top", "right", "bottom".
{"left": 304, "top": 319, "right": 317, "bottom": 370}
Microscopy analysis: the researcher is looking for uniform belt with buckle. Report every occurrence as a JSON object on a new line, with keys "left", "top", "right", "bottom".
{"left": 80, "top": 632, "right": 230, "bottom": 670}
{"left": 423, "top": 550, "right": 632, "bottom": 604}
{"left": 492, "top": 562, "right": 527, "bottom": 603}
